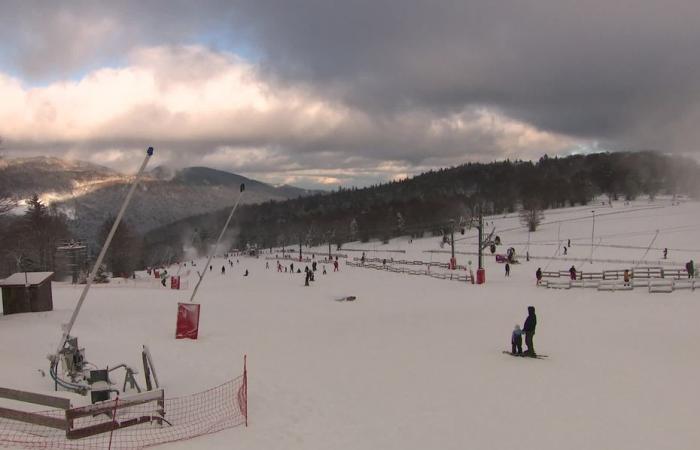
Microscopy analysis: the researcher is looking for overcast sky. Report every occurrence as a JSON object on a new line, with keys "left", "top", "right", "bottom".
{"left": 1, "top": 0, "right": 699, "bottom": 189}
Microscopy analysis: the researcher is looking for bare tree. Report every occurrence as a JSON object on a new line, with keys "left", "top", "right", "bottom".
{"left": 0, "top": 197, "right": 14, "bottom": 215}
{"left": 520, "top": 204, "right": 544, "bottom": 232}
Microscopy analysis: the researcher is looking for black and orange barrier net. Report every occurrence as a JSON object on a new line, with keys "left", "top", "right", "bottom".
{"left": 0, "top": 357, "right": 248, "bottom": 449}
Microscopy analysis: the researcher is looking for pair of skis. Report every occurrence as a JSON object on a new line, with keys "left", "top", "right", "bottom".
{"left": 502, "top": 350, "right": 548, "bottom": 359}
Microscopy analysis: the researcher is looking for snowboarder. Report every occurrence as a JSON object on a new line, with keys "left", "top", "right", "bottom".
{"left": 511, "top": 324, "right": 523, "bottom": 355}
{"left": 569, "top": 265, "right": 577, "bottom": 280}
{"left": 505, "top": 263, "right": 510, "bottom": 277}
{"left": 623, "top": 269, "right": 631, "bottom": 286}
{"left": 522, "top": 306, "right": 537, "bottom": 357}
{"left": 535, "top": 267, "right": 542, "bottom": 285}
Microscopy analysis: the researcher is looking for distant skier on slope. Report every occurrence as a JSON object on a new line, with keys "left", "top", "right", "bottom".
{"left": 522, "top": 306, "right": 537, "bottom": 357}
{"left": 535, "top": 268, "right": 542, "bottom": 285}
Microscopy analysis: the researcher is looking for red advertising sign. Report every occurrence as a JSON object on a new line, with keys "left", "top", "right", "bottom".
{"left": 176, "top": 302, "right": 200, "bottom": 339}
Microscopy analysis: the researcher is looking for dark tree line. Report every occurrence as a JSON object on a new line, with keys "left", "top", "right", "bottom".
{"left": 143, "top": 151, "right": 700, "bottom": 261}
{"left": 0, "top": 194, "right": 143, "bottom": 279}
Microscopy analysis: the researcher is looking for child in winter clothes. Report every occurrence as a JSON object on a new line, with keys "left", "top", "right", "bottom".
{"left": 511, "top": 324, "right": 523, "bottom": 355}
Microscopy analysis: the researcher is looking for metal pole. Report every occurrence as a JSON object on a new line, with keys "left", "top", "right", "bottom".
{"left": 478, "top": 212, "right": 484, "bottom": 270}
{"left": 450, "top": 219, "right": 455, "bottom": 264}
{"left": 590, "top": 210, "right": 595, "bottom": 263}
{"left": 189, "top": 184, "right": 245, "bottom": 303}
{"left": 53, "top": 147, "right": 154, "bottom": 357}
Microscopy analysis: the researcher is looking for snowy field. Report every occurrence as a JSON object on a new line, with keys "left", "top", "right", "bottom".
{"left": 1, "top": 197, "right": 699, "bottom": 449}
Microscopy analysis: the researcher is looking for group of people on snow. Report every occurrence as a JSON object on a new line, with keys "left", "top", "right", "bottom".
{"left": 511, "top": 306, "right": 537, "bottom": 357}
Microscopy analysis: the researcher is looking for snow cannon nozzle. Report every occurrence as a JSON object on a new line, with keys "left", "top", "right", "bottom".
{"left": 147, "top": 147, "right": 154, "bottom": 156}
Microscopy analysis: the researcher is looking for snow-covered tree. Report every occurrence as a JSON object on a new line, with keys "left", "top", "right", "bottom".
{"left": 349, "top": 218, "right": 358, "bottom": 240}
{"left": 396, "top": 212, "right": 405, "bottom": 236}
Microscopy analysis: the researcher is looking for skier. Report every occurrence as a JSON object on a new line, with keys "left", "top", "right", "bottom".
{"left": 623, "top": 269, "right": 631, "bottom": 286}
{"left": 563, "top": 246, "right": 567, "bottom": 255}
{"left": 686, "top": 260, "right": 695, "bottom": 278}
{"left": 361, "top": 252, "right": 366, "bottom": 264}
{"left": 266, "top": 261, "right": 270, "bottom": 269}
{"left": 209, "top": 265, "right": 212, "bottom": 272}
{"left": 244, "top": 269, "right": 249, "bottom": 277}
{"left": 290, "top": 262, "right": 294, "bottom": 273}
{"left": 535, "top": 267, "right": 542, "bottom": 285}
{"left": 505, "top": 263, "right": 510, "bottom": 277}
{"left": 569, "top": 265, "right": 577, "bottom": 280}
{"left": 333, "top": 260, "right": 339, "bottom": 272}
{"left": 221, "top": 265, "right": 225, "bottom": 275}
{"left": 664, "top": 248, "right": 668, "bottom": 259}
{"left": 522, "top": 306, "right": 537, "bottom": 357}
{"left": 511, "top": 324, "right": 523, "bottom": 355}
{"left": 312, "top": 261, "right": 317, "bottom": 272}
{"left": 567, "top": 239, "right": 571, "bottom": 247}
{"left": 304, "top": 270, "right": 310, "bottom": 286}
{"left": 323, "top": 266, "right": 327, "bottom": 275}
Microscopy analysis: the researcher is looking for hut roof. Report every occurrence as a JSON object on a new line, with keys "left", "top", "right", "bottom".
{"left": 0, "top": 272, "right": 54, "bottom": 287}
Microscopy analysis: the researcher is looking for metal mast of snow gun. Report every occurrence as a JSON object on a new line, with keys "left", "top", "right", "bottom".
{"left": 48, "top": 147, "right": 154, "bottom": 392}
{"left": 188, "top": 183, "right": 245, "bottom": 303}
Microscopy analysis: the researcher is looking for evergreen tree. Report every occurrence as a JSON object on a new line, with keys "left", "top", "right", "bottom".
{"left": 98, "top": 216, "right": 142, "bottom": 278}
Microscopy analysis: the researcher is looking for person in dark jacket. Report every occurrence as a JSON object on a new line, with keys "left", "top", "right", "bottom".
{"left": 535, "top": 268, "right": 543, "bottom": 285}
{"left": 569, "top": 265, "right": 577, "bottom": 281}
{"left": 511, "top": 324, "right": 523, "bottom": 355}
{"left": 522, "top": 306, "right": 537, "bottom": 357}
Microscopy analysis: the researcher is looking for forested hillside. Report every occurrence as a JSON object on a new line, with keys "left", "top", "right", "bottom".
{"left": 143, "top": 152, "right": 700, "bottom": 265}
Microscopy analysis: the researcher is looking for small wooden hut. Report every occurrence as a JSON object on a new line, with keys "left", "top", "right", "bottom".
{"left": 0, "top": 272, "right": 54, "bottom": 315}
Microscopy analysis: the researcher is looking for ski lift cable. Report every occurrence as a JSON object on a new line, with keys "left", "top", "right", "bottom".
{"left": 634, "top": 229, "right": 660, "bottom": 268}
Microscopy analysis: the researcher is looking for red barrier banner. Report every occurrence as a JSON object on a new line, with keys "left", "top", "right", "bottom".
{"left": 170, "top": 276, "right": 180, "bottom": 290}
{"left": 176, "top": 303, "right": 200, "bottom": 339}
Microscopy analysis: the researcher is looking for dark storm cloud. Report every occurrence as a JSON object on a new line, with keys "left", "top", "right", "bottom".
{"left": 228, "top": 0, "right": 700, "bottom": 150}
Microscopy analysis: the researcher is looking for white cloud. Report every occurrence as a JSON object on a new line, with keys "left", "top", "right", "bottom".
{"left": 0, "top": 45, "right": 577, "bottom": 187}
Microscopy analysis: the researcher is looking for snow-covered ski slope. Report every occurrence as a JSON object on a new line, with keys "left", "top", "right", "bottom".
{"left": 1, "top": 197, "right": 699, "bottom": 449}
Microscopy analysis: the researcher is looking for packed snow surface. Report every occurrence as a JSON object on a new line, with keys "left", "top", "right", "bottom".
{"left": 1, "top": 198, "right": 699, "bottom": 449}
